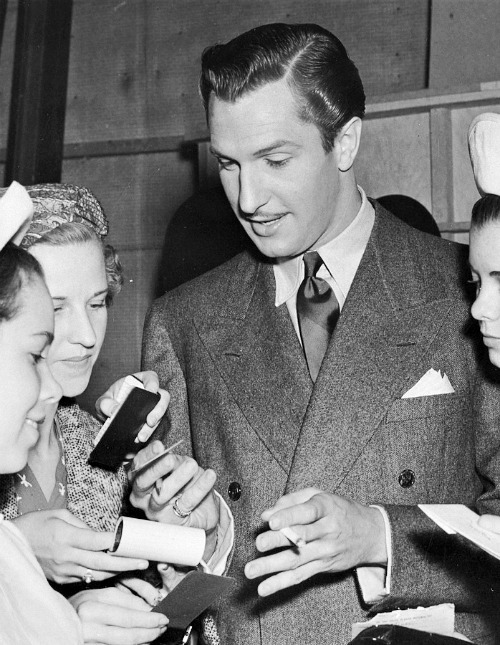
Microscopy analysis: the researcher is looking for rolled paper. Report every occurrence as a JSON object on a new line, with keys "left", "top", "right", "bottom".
{"left": 110, "top": 516, "right": 206, "bottom": 567}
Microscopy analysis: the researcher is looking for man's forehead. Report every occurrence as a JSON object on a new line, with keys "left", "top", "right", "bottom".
{"left": 208, "top": 80, "right": 316, "bottom": 152}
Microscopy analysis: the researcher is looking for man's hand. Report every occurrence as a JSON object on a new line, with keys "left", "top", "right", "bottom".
{"left": 244, "top": 488, "right": 387, "bottom": 597}
{"left": 95, "top": 371, "right": 170, "bottom": 438}
{"left": 129, "top": 440, "right": 219, "bottom": 559}
{"left": 13, "top": 510, "right": 149, "bottom": 584}
{"left": 69, "top": 582, "right": 168, "bottom": 645}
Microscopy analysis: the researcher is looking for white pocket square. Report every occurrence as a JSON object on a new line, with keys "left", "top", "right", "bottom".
{"left": 402, "top": 368, "right": 455, "bottom": 398}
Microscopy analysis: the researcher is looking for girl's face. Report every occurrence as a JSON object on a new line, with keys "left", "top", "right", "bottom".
{"left": 470, "top": 222, "right": 500, "bottom": 367}
{"left": 29, "top": 240, "right": 109, "bottom": 398}
{"left": 0, "top": 275, "right": 62, "bottom": 473}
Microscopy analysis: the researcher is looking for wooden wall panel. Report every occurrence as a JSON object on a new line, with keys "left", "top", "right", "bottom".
{"left": 61, "top": 150, "right": 196, "bottom": 250}
{"left": 65, "top": 0, "right": 430, "bottom": 144}
{"left": 429, "top": 0, "right": 500, "bottom": 89}
{"left": 355, "top": 113, "right": 432, "bottom": 209}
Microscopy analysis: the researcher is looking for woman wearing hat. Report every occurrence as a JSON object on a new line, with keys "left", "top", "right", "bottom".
{"left": 0, "top": 183, "right": 224, "bottom": 643}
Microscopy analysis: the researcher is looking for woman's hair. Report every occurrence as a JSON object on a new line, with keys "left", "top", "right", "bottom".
{"left": 471, "top": 193, "right": 500, "bottom": 230}
{"left": 0, "top": 242, "right": 44, "bottom": 322}
{"left": 29, "top": 222, "right": 123, "bottom": 306}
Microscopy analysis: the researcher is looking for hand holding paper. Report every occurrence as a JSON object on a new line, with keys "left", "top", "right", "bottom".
{"left": 129, "top": 440, "right": 220, "bottom": 559}
{"left": 419, "top": 504, "right": 500, "bottom": 560}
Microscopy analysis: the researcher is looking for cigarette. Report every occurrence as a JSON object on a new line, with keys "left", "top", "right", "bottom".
{"left": 280, "top": 526, "right": 306, "bottom": 548}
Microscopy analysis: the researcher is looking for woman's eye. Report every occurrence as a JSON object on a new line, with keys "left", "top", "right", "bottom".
{"left": 90, "top": 300, "right": 106, "bottom": 309}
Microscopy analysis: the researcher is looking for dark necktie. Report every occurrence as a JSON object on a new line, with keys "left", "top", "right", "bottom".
{"left": 296, "top": 251, "right": 340, "bottom": 382}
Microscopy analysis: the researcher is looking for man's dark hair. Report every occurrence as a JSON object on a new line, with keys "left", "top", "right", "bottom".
{"left": 0, "top": 242, "right": 44, "bottom": 321}
{"left": 471, "top": 194, "right": 500, "bottom": 230}
{"left": 200, "top": 23, "right": 365, "bottom": 152}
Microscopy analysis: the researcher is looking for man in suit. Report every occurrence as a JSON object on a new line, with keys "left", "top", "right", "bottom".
{"left": 137, "top": 23, "right": 500, "bottom": 644}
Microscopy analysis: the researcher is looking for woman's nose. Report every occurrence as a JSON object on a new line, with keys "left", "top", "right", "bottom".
{"left": 69, "top": 309, "right": 97, "bottom": 348}
{"left": 471, "top": 285, "right": 500, "bottom": 322}
{"left": 39, "top": 359, "right": 63, "bottom": 405}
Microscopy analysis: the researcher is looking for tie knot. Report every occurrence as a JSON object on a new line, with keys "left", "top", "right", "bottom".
{"left": 303, "top": 251, "right": 323, "bottom": 278}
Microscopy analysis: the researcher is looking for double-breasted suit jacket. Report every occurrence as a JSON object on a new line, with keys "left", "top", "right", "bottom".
{"left": 144, "top": 204, "right": 500, "bottom": 644}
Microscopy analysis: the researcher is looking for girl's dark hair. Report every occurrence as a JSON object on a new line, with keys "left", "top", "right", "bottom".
{"left": 471, "top": 194, "right": 500, "bottom": 230}
{"left": 0, "top": 242, "right": 44, "bottom": 321}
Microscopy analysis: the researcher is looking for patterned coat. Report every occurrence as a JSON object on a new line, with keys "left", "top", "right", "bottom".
{"left": 0, "top": 402, "right": 128, "bottom": 531}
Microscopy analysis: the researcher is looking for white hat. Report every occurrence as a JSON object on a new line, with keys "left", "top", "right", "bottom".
{"left": 468, "top": 112, "right": 500, "bottom": 196}
{"left": 0, "top": 181, "right": 33, "bottom": 251}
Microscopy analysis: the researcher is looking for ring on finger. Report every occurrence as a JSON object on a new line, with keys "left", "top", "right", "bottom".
{"left": 82, "top": 569, "right": 95, "bottom": 585}
{"left": 172, "top": 496, "right": 192, "bottom": 518}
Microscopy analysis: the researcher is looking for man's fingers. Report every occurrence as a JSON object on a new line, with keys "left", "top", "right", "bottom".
{"left": 149, "top": 458, "right": 200, "bottom": 508}
{"left": 256, "top": 560, "right": 324, "bottom": 597}
{"left": 255, "top": 526, "right": 308, "bottom": 553}
{"left": 133, "top": 450, "right": 188, "bottom": 495}
{"left": 169, "top": 468, "right": 217, "bottom": 514}
{"left": 261, "top": 488, "right": 321, "bottom": 522}
{"left": 266, "top": 494, "right": 329, "bottom": 531}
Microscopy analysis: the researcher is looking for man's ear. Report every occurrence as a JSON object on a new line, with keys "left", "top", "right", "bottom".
{"left": 336, "top": 117, "right": 362, "bottom": 172}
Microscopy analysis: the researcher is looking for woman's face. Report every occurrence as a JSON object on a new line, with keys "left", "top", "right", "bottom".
{"left": 0, "top": 275, "right": 62, "bottom": 473}
{"left": 29, "top": 240, "right": 109, "bottom": 398}
{"left": 470, "top": 222, "right": 500, "bottom": 367}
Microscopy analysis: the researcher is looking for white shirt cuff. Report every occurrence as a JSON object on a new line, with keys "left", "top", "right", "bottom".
{"left": 205, "top": 491, "right": 234, "bottom": 576}
{"left": 356, "top": 505, "right": 392, "bottom": 604}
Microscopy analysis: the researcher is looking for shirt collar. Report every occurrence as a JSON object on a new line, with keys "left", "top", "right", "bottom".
{"left": 274, "top": 187, "right": 375, "bottom": 306}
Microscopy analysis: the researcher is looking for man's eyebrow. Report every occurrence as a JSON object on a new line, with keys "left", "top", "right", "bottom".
{"left": 253, "top": 140, "right": 300, "bottom": 157}
{"left": 209, "top": 140, "right": 300, "bottom": 159}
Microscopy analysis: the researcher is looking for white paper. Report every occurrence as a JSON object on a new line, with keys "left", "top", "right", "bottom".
{"left": 419, "top": 504, "right": 500, "bottom": 560}
{"left": 111, "top": 516, "right": 206, "bottom": 567}
{"left": 352, "top": 603, "right": 455, "bottom": 638}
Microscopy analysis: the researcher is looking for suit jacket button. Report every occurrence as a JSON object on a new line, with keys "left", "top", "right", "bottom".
{"left": 398, "top": 469, "right": 415, "bottom": 488}
{"left": 228, "top": 481, "right": 242, "bottom": 501}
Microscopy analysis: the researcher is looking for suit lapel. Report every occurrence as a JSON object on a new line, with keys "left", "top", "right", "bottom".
{"left": 194, "top": 252, "right": 313, "bottom": 473}
{"left": 286, "top": 208, "right": 457, "bottom": 493}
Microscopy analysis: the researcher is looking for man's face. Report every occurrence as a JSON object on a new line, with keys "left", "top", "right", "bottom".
{"left": 209, "top": 79, "right": 346, "bottom": 259}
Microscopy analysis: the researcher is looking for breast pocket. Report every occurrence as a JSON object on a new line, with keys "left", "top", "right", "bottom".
{"left": 373, "top": 393, "right": 473, "bottom": 503}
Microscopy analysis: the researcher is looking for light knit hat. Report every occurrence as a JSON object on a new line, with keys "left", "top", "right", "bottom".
{"left": 468, "top": 112, "right": 500, "bottom": 196}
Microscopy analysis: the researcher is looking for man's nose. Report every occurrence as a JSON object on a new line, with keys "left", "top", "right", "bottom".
{"left": 238, "top": 167, "right": 268, "bottom": 215}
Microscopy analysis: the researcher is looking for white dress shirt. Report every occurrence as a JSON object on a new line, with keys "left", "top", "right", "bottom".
{"left": 272, "top": 187, "right": 391, "bottom": 603}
